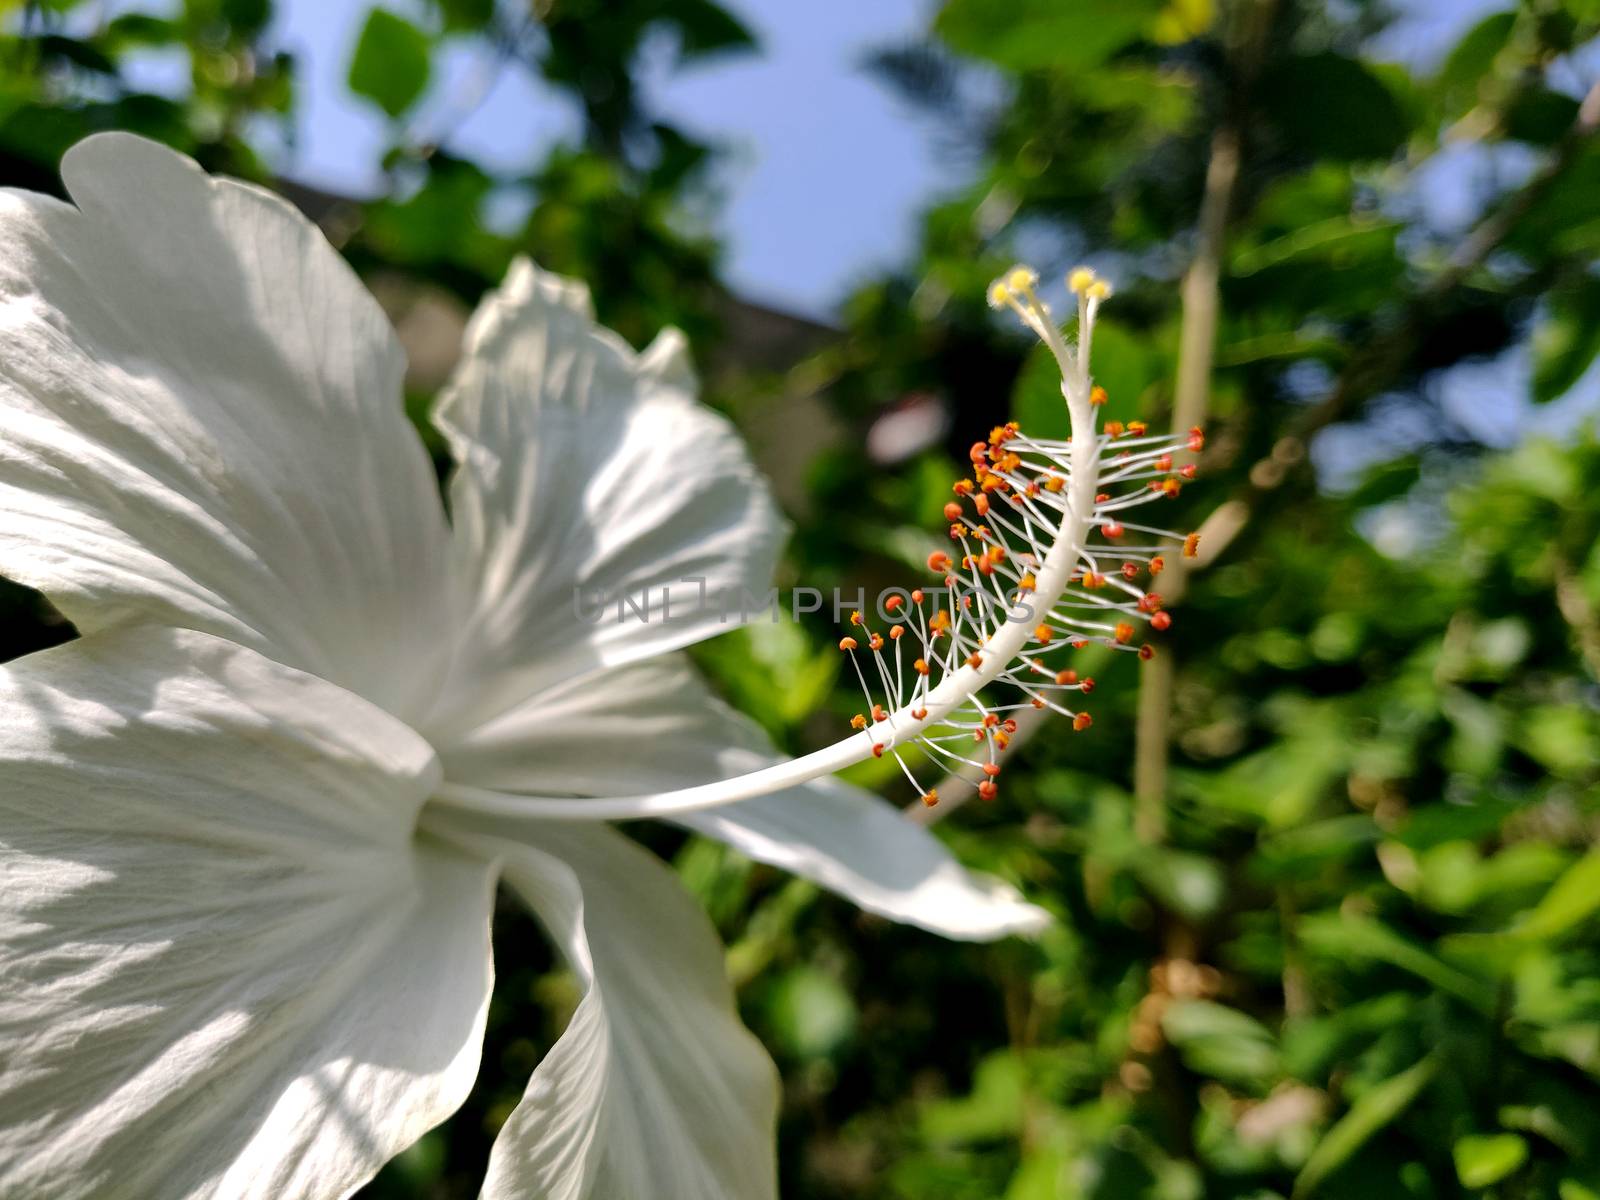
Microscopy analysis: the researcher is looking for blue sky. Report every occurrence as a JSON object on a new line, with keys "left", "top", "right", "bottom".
{"left": 267, "top": 0, "right": 1511, "bottom": 319}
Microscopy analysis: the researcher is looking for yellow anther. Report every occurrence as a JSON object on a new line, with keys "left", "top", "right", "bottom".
{"left": 1087, "top": 279, "right": 1112, "bottom": 300}
{"left": 1067, "top": 266, "right": 1095, "bottom": 293}
{"left": 1006, "top": 265, "right": 1038, "bottom": 293}
{"left": 987, "top": 280, "right": 1011, "bottom": 309}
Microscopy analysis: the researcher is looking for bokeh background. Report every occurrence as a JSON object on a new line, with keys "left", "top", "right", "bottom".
{"left": 4, "top": 0, "right": 1600, "bottom": 1196}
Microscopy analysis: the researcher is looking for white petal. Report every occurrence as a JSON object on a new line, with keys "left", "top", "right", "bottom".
{"left": 428, "top": 258, "right": 786, "bottom": 734}
{"left": 438, "top": 655, "right": 1050, "bottom": 941}
{"left": 0, "top": 133, "right": 453, "bottom": 719}
{"left": 428, "top": 818, "right": 777, "bottom": 1200}
{"left": 0, "top": 628, "right": 495, "bottom": 1200}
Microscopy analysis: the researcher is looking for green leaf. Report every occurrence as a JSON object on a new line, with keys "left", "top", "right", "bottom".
{"left": 1510, "top": 849, "right": 1600, "bottom": 941}
{"left": 668, "top": 0, "right": 758, "bottom": 59}
{"left": 1299, "top": 912, "right": 1497, "bottom": 1012}
{"left": 765, "top": 966, "right": 856, "bottom": 1060}
{"left": 936, "top": 0, "right": 1163, "bottom": 72}
{"left": 430, "top": 0, "right": 495, "bottom": 31}
{"left": 1453, "top": 1133, "right": 1528, "bottom": 1189}
{"left": 348, "top": 9, "right": 432, "bottom": 119}
{"left": 1293, "top": 1055, "right": 1437, "bottom": 1198}
{"left": 1436, "top": 11, "right": 1516, "bottom": 95}
{"left": 1258, "top": 53, "right": 1409, "bottom": 161}
{"left": 102, "top": 13, "right": 182, "bottom": 49}
{"left": 1532, "top": 279, "right": 1600, "bottom": 404}
{"left": 1162, "top": 999, "right": 1281, "bottom": 1088}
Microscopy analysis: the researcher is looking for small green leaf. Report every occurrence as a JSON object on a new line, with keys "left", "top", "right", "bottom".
{"left": 937, "top": 0, "right": 1163, "bottom": 72}
{"left": 1258, "top": 53, "right": 1408, "bottom": 161}
{"left": 1511, "top": 849, "right": 1600, "bottom": 941}
{"left": 1532, "top": 280, "right": 1600, "bottom": 404}
{"left": 348, "top": 9, "right": 432, "bottom": 119}
{"left": 1453, "top": 1133, "right": 1528, "bottom": 1189}
{"left": 765, "top": 967, "right": 856, "bottom": 1060}
{"left": 1293, "top": 1055, "right": 1436, "bottom": 1197}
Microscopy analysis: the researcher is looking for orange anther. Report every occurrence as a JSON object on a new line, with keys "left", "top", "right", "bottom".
{"left": 1105, "top": 420, "right": 1125, "bottom": 438}
{"left": 871, "top": 704, "right": 888, "bottom": 722}
{"left": 977, "top": 780, "right": 999, "bottom": 802}
{"left": 953, "top": 478, "right": 974, "bottom": 496}
{"left": 885, "top": 594, "right": 905, "bottom": 612}
{"left": 889, "top": 624, "right": 905, "bottom": 640}
{"left": 1045, "top": 475, "right": 1066, "bottom": 492}
{"left": 1073, "top": 712, "right": 1093, "bottom": 732}
{"left": 1035, "top": 624, "right": 1054, "bottom": 644}
{"left": 974, "top": 493, "right": 991, "bottom": 517}
{"left": 969, "top": 441, "right": 989, "bottom": 463}
{"left": 1090, "top": 386, "right": 1108, "bottom": 406}
{"left": 1188, "top": 426, "right": 1205, "bottom": 452}
{"left": 1018, "top": 572, "right": 1037, "bottom": 591}
{"left": 913, "top": 658, "right": 931, "bottom": 676}
{"left": 1115, "top": 622, "right": 1135, "bottom": 644}
{"left": 1151, "top": 611, "right": 1172, "bottom": 631}
{"left": 1150, "top": 556, "right": 1166, "bottom": 574}
{"left": 850, "top": 610, "right": 864, "bottom": 626}
{"left": 943, "top": 501, "right": 964, "bottom": 521}
{"left": 1139, "top": 644, "right": 1155, "bottom": 660}
{"left": 850, "top": 713, "right": 867, "bottom": 730}
{"left": 1055, "top": 669, "right": 1078, "bottom": 686}
{"left": 911, "top": 707, "right": 928, "bottom": 720}
{"left": 928, "top": 551, "right": 951, "bottom": 572}
{"left": 966, "top": 653, "right": 984, "bottom": 669}
{"left": 920, "top": 789, "right": 940, "bottom": 807}
{"left": 1162, "top": 477, "right": 1182, "bottom": 498}
{"left": 869, "top": 633, "right": 885, "bottom": 651}
{"left": 1128, "top": 420, "right": 1147, "bottom": 436}
{"left": 911, "top": 589, "right": 924, "bottom": 604}
{"left": 994, "top": 731, "right": 1011, "bottom": 749}
{"left": 872, "top": 743, "right": 886, "bottom": 758}
{"left": 1156, "top": 454, "right": 1172, "bottom": 472}
{"left": 1079, "top": 677, "right": 1095, "bottom": 693}
{"left": 838, "top": 637, "right": 858, "bottom": 651}
{"left": 1002, "top": 719, "right": 1018, "bottom": 734}
{"left": 983, "top": 713, "right": 999, "bottom": 728}
{"left": 982, "top": 763, "right": 1001, "bottom": 778}
{"left": 1102, "top": 521, "right": 1124, "bottom": 538}
{"left": 1122, "top": 562, "right": 1140, "bottom": 580}
{"left": 1032, "top": 697, "right": 1046, "bottom": 708}
{"left": 1183, "top": 532, "right": 1200, "bottom": 559}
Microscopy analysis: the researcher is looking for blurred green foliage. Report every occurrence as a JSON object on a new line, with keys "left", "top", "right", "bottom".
{"left": 4, "top": 0, "right": 1600, "bottom": 1197}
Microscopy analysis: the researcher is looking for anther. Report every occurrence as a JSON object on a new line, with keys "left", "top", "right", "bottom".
{"left": 1073, "top": 713, "right": 1093, "bottom": 731}
{"left": 838, "top": 637, "right": 858, "bottom": 651}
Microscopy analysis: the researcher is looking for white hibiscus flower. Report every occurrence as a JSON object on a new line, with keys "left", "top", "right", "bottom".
{"left": 0, "top": 134, "right": 1054, "bottom": 1200}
